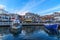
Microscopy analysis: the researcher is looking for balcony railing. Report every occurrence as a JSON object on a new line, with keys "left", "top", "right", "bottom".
{"left": 0, "top": 22, "right": 12, "bottom": 25}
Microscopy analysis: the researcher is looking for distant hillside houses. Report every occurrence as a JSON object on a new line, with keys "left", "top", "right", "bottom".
{"left": 22, "top": 12, "right": 41, "bottom": 23}
{"left": 52, "top": 12, "right": 60, "bottom": 22}
{"left": 0, "top": 9, "right": 20, "bottom": 22}
{"left": 43, "top": 12, "right": 60, "bottom": 22}
{"left": 0, "top": 8, "right": 60, "bottom": 23}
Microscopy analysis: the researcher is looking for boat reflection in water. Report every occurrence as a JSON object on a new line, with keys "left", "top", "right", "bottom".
{"left": 44, "top": 24, "right": 58, "bottom": 35}
{"left": 2, "top": 26, "right": 60, "bottom": 40}
{"left": 2, "top": 29, "right": 59, "bottom": 40}
{"left": 9, "top": 19, "right": 22, "bottom": 37}
{"left": 44, "top": 23, "right": 60, "bottom": 40}
{"left": 0, "top": 20, "right": 60, "bottom": 40}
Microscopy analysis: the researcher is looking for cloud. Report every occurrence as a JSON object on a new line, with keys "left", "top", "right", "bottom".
{"left": 21, "top": 0, "right": 45, "bottom": 11}
{"left": 0, "top": 4, "right": 6, "bottom": 9}
{"left": 42, "top": 12, "right": 53, "bottom": 16}
{"left": 38, "top": 5, "right": 60, "bottom": 14}
{"left": 55, "top": 10, "right": 60, "bottom": 12}
{"left": 17, "top": 10, "right": 29, "bottom": 15}
{"left": 17, "top": 0, "right": 45, "bottom": 15}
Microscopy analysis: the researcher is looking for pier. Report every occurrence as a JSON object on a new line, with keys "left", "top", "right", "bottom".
{"left": 22, "top": 23, "right": 43, "bottom": 26}
{"left": 0, "top": 22, "right": 60, "bottom": 35}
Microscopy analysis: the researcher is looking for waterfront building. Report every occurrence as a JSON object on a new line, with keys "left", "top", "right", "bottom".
{"left": 51, "top": 12, "right": 60, "bottom": 17}
{"left": 42, "top": 12, "right": 60, "bottom": 23}
{"left": 0, "top": 9, "right": 20, "bottom": 34}
{"left": 54, "top": 16, "right": 60, "bottom": 22}
{"left": 51, "top": 12, "right": 60, "bottom": 22}
{"left": 41, "top": 15, "right": 54, "bottom": 23}
{"left": 23, "top": 12, "right": 41, "bottom": 23}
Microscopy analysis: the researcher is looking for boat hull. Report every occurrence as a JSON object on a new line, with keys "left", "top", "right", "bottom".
{"left": 44, "top": 24, "right": 58, "bottom": 35}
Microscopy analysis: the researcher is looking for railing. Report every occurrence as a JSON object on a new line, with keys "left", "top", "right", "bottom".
{"left": 21, "top": 22, "right": 60, "bottom": 26}
{"left": 0, "top": 19, "right": 10, "bottom": 21}
{"left": 0, "top": 22, "right": 12, "bottom": 25}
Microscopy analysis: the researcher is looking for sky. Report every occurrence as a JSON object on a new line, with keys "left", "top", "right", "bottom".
{"left": 0, "top": 0, "right": 60, "bottom": 15}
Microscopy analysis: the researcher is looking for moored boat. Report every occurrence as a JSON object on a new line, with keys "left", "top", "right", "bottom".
{"left": 44, "top": 23, "right": 59, "bottom": 35}
{"left": 9, "top": 19, "right": 22, "bottom": 36}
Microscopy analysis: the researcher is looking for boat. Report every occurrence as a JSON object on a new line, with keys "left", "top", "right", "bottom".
{"left": 44, "top": 23, "right": 59, "bottom": 35}
{"left": 9, "top": 19, "right": 22, "bottom": 36}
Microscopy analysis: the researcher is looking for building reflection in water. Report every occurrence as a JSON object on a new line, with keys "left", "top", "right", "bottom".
{"left": 21, "top": 30, "right": 26, "bottom": 36}
{"left": 0, "top": 26, "right": 60, "bottom": 40}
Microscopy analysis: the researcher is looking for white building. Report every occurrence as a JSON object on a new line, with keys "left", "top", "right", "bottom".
{"left": 51, "top": 12, "right": 60, "bottom": 22}
{"left": 54, "top": 16, "right": 60, "bottom": 21}
{"left": 0, "top": 9, "right": 19, "bottom": 26}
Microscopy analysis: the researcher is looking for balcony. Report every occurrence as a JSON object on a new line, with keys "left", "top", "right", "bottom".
{"left": 0, "top": 22, "right": 12, "bottom": 25}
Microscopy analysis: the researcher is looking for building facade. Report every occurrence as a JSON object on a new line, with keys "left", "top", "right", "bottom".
{"left": 23, "top": 12, "right": 41, "bottom": 23}
{"left": 0, "top": 9, "right": 20, "bottom": 25}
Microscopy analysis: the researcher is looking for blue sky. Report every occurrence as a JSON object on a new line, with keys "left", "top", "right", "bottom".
{"left": 0, "top": 0, "right": 60, "bottom": 15}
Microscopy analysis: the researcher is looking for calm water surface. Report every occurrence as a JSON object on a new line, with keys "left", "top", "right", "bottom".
{"left": 0, "top": 26, "right": 60, "bottom": 40}
{"left": 1, "top": 30, "right": 59, "bottom": 40}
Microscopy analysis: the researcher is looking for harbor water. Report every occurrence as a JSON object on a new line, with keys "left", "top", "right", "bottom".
{"left": 0, "top": 26, "right": 60, "bottom": 40}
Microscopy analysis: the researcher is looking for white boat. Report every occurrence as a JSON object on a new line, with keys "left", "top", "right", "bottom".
{"left": 10, "top": 19, "right": 22, "bottom": 36}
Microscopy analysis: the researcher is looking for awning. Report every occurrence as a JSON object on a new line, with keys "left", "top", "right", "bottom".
{"left": 24, "top": 19, "right": 32, "bottom": 21}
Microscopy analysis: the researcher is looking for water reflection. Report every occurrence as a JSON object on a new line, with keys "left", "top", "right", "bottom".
{"left": 2, "top": 30, "right": 58, "bottom": 40}
{"left": 0, "top": 26, "right": 60, "bottom": 40}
